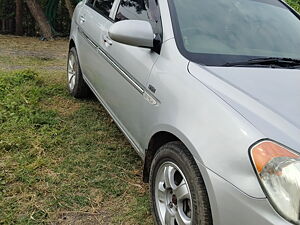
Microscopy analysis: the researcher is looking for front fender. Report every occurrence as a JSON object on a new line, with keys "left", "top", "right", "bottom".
{"left": 142, "top": 39, "right": 266, "bottom": 198}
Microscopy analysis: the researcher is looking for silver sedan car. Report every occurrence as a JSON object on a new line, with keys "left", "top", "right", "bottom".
{"left": 67, "top": 0, "right": 300, "bottom": 224}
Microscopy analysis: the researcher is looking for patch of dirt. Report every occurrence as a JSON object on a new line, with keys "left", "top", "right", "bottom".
{"left": 0, "top": 35, "right": 68, "bottom": 60}
{"left": 0, "top": 64, "right": 26, "bottom": 70}
{"left": 42, "top": 66, "right": 66, "bottom": 71}
{"left": 0, "top": 48, "right": 62, "bottom": 60}
{"left": 41, "top": 96, "right": 82, "bottom": 117}
{"left": 52, "top": 211, "right": 111, "bottom": 225}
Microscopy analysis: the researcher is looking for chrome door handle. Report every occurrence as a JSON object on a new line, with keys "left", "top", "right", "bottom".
{"left": 80, "top": 16, "right": 85, "bottom": 23}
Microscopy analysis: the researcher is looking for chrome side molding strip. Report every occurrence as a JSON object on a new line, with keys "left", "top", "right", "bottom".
{"left": 96, "top": 48, "right": 144, "bottom": 94}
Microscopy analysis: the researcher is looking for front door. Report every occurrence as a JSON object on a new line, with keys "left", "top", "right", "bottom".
{"left": 95, "top": 0, "right": 162, "bottom": 151}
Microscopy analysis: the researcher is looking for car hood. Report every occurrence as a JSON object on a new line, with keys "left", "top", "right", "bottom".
{"left": 188, "top": 62, "right": 300, "bottom": 152}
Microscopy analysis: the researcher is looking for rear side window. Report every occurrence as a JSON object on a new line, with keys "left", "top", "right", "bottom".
{"left": 115, "top": 0, "right": 149, "bottom": 21}
{"left": 93, "top": 0, "right": 114, "bottom": 17}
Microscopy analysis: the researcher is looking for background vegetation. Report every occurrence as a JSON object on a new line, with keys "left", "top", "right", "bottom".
{"left": 0, "top": 0, "right": 78, "bottom": 39}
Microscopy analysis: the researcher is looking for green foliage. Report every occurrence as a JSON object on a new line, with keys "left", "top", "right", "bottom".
{"left": 287, "top": 0, "right": 300, "bottom": 12}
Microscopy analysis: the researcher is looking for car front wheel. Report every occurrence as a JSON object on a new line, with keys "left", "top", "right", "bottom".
{"left": 150, "top": 141, "right": 213, "bottom": 225}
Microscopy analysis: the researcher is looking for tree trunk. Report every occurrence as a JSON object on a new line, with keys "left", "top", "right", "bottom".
{"left": 25, "top": 0, "right": 53, "bottom": 39}
{"left": 64, "top": 0, "right": 74, "bottom": 19}
{"left": 9, "top": 19, "right": 14, "bottom": 34}
{"left": 15, "top": 0, "right": 24, "bottom": 35}
{"left": 0, "top": 19, "right": 4, "bottom": 33}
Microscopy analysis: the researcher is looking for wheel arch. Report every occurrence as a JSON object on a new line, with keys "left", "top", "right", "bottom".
{"left": 143, "top": 129, "right": 204, "bottom": 183}
{"left": 143, "top": 131, "right": 179, "bottom": 183}
{"left": 69, "top": 38, "right": 76, "bottom": 50}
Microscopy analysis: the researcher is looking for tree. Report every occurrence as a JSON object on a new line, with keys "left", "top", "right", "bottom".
{"left": 25, "top": 0, "right": 53, "bottom": 39}
{"left": 64, "top": 0, "right": 74, "bottom": 19}
{"left": 15, "top": 0, "right": 23, "bottom": 35}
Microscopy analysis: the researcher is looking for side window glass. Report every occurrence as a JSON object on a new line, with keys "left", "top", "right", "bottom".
{"left": 94, "top": 0, "right": 114, "bottom": 17}
{"left": 115, "top": 0, "right": 149, "bottom": 22}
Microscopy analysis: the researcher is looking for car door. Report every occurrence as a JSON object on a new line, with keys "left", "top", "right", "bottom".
{"left": 95, "top": 0, "right": 162, "bottom": 151}
{"left": 76, "top": 0, "right": 115, "bottom": 86}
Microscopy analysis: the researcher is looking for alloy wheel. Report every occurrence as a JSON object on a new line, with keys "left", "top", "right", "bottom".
{"left": 155, "top": 161, "right": 193, "bottom": 225}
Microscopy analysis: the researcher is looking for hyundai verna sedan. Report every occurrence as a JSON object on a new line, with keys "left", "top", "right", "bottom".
{"left": 67, "top": 0, "right": 300, "bottom": 224}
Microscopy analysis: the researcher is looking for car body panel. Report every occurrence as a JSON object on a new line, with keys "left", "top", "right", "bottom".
{"left": 188, "top": 63, "right": 300, "bottom": 152}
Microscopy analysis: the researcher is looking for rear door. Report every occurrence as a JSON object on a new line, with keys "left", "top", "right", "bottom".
{"left": 76, "top": 0, "right": 115, "bottom": 85}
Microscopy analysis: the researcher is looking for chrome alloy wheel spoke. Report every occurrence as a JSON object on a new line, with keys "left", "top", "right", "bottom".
{"left": 68, "top": 54, "right": 76, "bottom": 90}
{"left": 68, "top": 56, "right": 74, "bottom": 70}
{"left": 174, "top": 208, "right": 191, "bottom": 225}
{"left": 158, "top": 181, "right": 167, "bottom": 203}
{"left": 68, "top": 72, "right": 76, "bottom": 84}
{"left": 174, "top": 181, "right": 190, "bottom": 202}
{"left": 163, "top": 165, "right": 177, "bottom": 189}
{"left": 165, "top": 208, "right": 176, "bottom": 225}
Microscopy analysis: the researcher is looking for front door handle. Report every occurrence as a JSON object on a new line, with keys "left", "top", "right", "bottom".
{"left": 80, "top": 15, "right": 85, "bottom": 23}
{"left": 103, "top": 35, "right": 112, "bottom": 46}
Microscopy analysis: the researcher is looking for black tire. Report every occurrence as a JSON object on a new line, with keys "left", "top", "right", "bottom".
{"left": 150, "top": 141, "right": 213, "bottom": 225}
{"left": 67, "top": 47, "right": 91, "bottom": 98}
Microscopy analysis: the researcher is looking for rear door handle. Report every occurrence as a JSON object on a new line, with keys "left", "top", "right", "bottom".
{"left": 80, "top": 15, "right": 85, "bottom": 23}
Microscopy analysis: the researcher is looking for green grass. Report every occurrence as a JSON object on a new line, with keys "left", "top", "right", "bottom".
{"left": 287, "top": 0, "right": 300, "bottom": 12}
{"left": 0, "top": 36, "right": 153, "bottom": 225}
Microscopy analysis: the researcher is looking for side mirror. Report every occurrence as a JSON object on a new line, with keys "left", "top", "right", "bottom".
{"left": 108, "top": 20, "right": 154, "bottom": 48}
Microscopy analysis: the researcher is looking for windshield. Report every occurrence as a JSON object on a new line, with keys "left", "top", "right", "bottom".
{"left": 168, "top": 0, "right": 300, "bottom": 66}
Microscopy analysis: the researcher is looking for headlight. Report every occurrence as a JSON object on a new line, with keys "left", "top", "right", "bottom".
{"left": 250, "top": 140, "right": 300, "bottom": 224}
